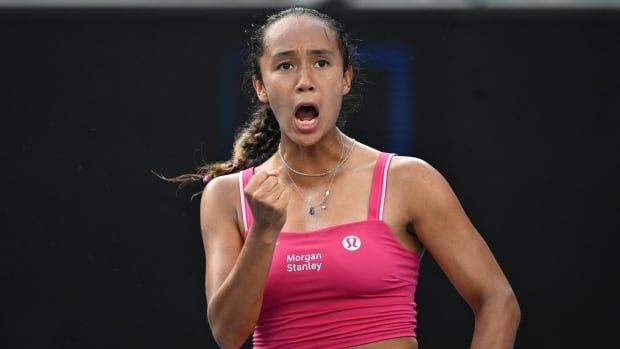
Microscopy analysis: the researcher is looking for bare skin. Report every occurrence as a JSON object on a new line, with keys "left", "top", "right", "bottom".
{"left": 202, "top": 14, "right": 520, "bottom": 349}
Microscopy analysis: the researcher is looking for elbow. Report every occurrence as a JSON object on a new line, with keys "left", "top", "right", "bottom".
{"left": 212, "top": 336, "right": 246, "bottom": 349}
{"left": 209, "top": 323, "right": 248, "bottom": 349}
{"left": 473, "top": 285, "right": 521, "bottom": 322}
{"left": 500, "top": 286, "right": 521, "bottom": 322}
{"left": 486, "top": 286, "right": 522, "bottom": 325}
{"left": 507, "top": 290, "right": 521, "bottom": 325}
{"left": 207, "top": 308, "right": 252, "bottom": 349}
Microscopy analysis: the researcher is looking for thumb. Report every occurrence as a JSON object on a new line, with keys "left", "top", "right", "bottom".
{"left": 266, "top": 167, "right": 280, "bottom": 178}
{"left": 267, "top": 167, "right": 286, "bottom": 187}
{"left": 275, "top": 166, "right": 288, "bottom": 183}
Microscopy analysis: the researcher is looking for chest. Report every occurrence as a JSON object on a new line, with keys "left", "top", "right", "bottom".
{"left": 260, "top": 220, "right": 419, "bottom": 312}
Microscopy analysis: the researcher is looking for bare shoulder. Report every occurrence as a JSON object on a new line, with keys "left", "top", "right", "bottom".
{"left": 200, "top": 172, "right": 242, "bottom": 235}
{"left": 201, "top": 172, "right": 240, "bottom": 205}
{"left": 389, "top": 155, "right": 444, "bottom": 188}
{"left": 388, "top": 156, "right": 458, "bottom": 219}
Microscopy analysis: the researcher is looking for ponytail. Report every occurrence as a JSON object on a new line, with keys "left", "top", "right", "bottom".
{"left": 157, "top": 104, "right": 280, "bottom": 199}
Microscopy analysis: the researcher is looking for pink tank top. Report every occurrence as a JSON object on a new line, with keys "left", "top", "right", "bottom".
{"left": 239, "top": 152, "right": 421, "bottom": 348}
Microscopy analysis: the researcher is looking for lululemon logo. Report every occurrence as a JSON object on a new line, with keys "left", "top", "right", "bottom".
{"left": 342, "top": 235, "right": 361, "bottom": 251}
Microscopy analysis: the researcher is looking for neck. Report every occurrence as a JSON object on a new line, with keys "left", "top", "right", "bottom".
{"left": 278, "top": 129, "right": 350, "bottom": 180}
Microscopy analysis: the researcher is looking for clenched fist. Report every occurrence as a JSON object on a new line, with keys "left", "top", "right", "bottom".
{"left": 243, "top": 167, "right": 290, "bottom": 236}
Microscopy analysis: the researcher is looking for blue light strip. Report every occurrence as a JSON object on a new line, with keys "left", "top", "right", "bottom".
{"left": 359, "top": 43, "right": 414, "bottom": 155}
{"left": 217, "top": 48, "right": 242, "bottom": 157}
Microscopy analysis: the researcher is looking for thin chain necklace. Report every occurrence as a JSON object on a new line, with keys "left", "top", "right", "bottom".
{"left": 277, "top": 138, "right": 356, "bottom": 177}
{"left": 283, "top": 138, "right": 356, "bottom": 215}
{"left": 286, "top": 168, "right": 338, "bottom": 216}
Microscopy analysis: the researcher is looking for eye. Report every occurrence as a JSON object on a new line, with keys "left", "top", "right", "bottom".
{"left": 315, "top": 59, "right": 329, "bottom": 68}
{"left": 277, "top": 62, "right": 293, "bottom": 70}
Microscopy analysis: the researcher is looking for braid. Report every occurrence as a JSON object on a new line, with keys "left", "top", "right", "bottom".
{"left": 156, "top": 104, "right": 280, "bottom": 199}
{"left": 233, "top": 104, "right": 280, "bottom": 168}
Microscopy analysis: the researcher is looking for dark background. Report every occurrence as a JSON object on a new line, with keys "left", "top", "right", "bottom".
{"left": 1, "top": 7, "right": 619, "bottom": 349}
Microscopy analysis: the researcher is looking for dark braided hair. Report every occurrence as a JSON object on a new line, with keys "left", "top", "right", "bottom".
{"left": 162, "top": 7, "right": 363, "bottom": 198}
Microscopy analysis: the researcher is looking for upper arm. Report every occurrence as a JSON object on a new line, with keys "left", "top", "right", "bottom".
{"left": 199, "top": 174, "right": 244, "bottom": 306}
{"left": 397, "top": 157, "right": 512, "bottom": 310}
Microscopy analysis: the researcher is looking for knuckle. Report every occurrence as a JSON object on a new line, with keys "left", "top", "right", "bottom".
{"left": 243, "top": 186, "right": 255, "bottom": 196}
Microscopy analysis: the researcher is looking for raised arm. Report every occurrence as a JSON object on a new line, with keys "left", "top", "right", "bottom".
{"left": 400, "top": 158, "right": 521, "bottom": 349}
{"left": 201, "top": 169, "right": 289, "bottom": 349}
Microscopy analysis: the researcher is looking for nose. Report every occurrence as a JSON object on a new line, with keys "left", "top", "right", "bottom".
{"left": 296, "top": 65, "right": 315, "bottom": 93}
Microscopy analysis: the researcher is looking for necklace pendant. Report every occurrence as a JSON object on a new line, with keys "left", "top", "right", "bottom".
{"left": 321, "top": 205, "right": 327, "bottom": 210}
{"left": 308, "top": 207, "right": 315, "bottom": 215}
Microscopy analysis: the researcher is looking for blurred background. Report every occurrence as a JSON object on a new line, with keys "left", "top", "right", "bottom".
{"left": 1, "top": 1, "right": 619, "bottom": 348}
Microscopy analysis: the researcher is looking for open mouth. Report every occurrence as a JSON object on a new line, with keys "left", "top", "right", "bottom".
{"left": 294, "top": 104, "right": 319, "bottom": 123}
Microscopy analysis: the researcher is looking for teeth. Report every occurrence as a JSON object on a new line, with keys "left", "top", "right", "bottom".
{"left": 295, "top": 117, "right": 317, "bottom": 127}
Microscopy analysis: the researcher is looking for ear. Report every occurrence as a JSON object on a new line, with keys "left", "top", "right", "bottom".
{"left": 342, "top": 66, "right": 353, "bottom": 95}
{"left": 252, "top": 76, "right": 269, "bottom": 103}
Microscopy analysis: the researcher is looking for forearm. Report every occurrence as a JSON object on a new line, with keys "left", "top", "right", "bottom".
{"left": 470, "top": 290, "right": 521, "bottom": 349}
{"left": 207, "top": 228, "right": 278, "bottom": 349}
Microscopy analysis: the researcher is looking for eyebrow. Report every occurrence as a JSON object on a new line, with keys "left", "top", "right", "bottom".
{"left": 271, "top": 49, "right": 337, "bottom": 59}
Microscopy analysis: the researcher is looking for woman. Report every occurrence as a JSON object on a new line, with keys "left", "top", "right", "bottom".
{"left": 174, "top": 7, "right": 520, "bottom": 349}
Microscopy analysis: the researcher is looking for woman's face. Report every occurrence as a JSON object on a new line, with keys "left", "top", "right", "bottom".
{"left": 253, "top": 15, "right": 352, "bottom": 147}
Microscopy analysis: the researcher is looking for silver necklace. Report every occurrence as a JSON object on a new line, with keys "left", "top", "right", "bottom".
{"left": 277, "top": 138, "right": 356, "bottom": 177}
{"left": 286, "top": 168, "right": 338, "bottom": 215}
{"left": 284, "top": 138, "right": 355, "bottom": 215}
